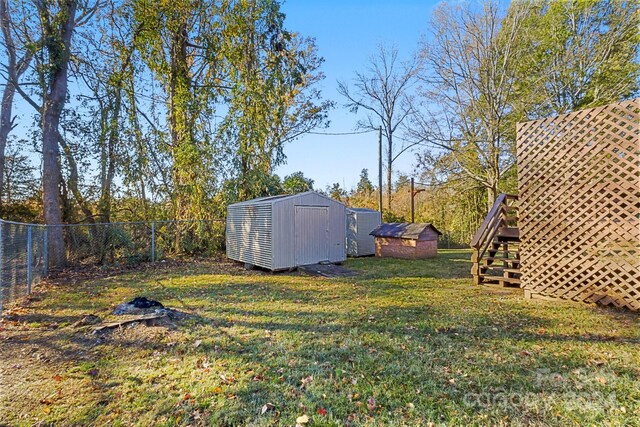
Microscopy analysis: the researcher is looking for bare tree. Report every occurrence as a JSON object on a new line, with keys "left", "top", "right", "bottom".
{"left": 0, "top": 0, "right": 33, "bottom": 210}
{"left": 338, "top": 45, "right": 421, "bottom": 211}
{"left": 410, "top": 1, "right": 530, "bottom": 210}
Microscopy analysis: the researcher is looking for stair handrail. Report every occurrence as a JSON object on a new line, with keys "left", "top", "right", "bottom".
{"left": 471, "top": 193, "right": 518, "bottom": 249}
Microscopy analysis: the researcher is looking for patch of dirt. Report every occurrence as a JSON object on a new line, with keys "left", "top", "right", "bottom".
{"left": 298, "top": 263, "right": 359, "bottom": 278}
{"left": 44, "top": 256, "right": 268, "bottom": 289}
{"left": 0, "top": 258, "right": 229, "bottom": 424}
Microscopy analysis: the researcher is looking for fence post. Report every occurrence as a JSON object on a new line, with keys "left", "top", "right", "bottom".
{"left": 27, "top": 225, "right": 33, "bottom": 294}
{"left": 151, "top": 221, "right": 155, "bottom": 262}
{"left": 43, "top": 226, "right": 49, "bottom": 276}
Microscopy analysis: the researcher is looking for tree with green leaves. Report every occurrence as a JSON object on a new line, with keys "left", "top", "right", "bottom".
{"left": 133, "top": 0, "right": 222, "bottom": 223}
{"left": 282, "top": 171, "right": 313, "bottom": 194}
{"left": 513, "top": 0, "right": 639, "bottom": 117}
{"left": 219, "top": 0, "right": 331, "bottom": 201}
{"left": 356, "top": 168, "right": 374, "bottom": 195}
{"left": 327, "top": 182, "right": 347, "bottom": 202}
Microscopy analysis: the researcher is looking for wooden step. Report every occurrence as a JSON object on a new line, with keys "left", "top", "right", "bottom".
{"left": 496, "top": 227, "right": 519, "bottom": 241}
{"left": 481, "top": 275, "right": 521, "bottom": 285}
{"left": 486, "top": 252, "right": 520, "bottom": 260}
{"left": 481, "top": 266, "right": 521, "bottom": 276}
{"left": 484, "top": 257, "right": 520, "bottom": 264}
{"left": 497, "top": 226, "right": 519, "bottom": 237}
{"left": 485, "top": 265, "right": 521, "bottom": 273}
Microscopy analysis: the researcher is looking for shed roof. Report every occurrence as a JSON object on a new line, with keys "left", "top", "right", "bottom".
{"left": 370, "top": 222, "right": 442, "bottom": 239}
{"left": 229, "top": 191, "right": 343, "bottom": 207}
{"left": 347, "top": 208, "right": 380, "bottom": 213}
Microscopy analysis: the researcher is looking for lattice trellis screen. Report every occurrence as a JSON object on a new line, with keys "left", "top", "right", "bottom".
{"left": 516, "top": 99, "right": 639, "bottom": 311}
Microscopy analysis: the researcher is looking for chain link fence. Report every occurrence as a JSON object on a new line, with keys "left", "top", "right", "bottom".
{"left": 0, "top": 219, "right": 225, "bottom": 313}
{"left": 0, "top": 220, "right": 48, "bottom": 313}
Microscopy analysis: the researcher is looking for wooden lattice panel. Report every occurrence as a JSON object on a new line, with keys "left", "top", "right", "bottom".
{"left": 516, "top": 99, "right": 640, "bottom": 311}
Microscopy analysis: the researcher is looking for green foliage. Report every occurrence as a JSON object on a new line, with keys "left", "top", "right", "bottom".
{"left": 394, "top": 174, "right": 410, "bottom": 191}
{"left": 282, "top": 171, "right": 313, "bottom": 194}
{"left": 327, "top": 182, "right": 346, "bottom": 201}
{"left": 356, "top": 168, "right": 374, "bottom": 194}
{"left": 133, "top": 0, "right": 220, "bottom": 222}
{"left": 218, "top": 0, "right": 331, "bottom": 200}
{"left": 512, "top": 0, "right": 640, "bottom": 116}
{"left": 382, "top": 210, "right": 406, "bottom": 223}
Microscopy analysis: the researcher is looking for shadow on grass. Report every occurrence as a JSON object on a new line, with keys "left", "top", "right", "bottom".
{"left": 2, "top": 250, "right": 639, "bottom": 426}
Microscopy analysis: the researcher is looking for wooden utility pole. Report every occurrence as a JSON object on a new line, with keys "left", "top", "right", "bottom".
{"left": 378, "top": 126, "right": 383, "bottom": 216}
{"left": 410, "top": 178, "right": 425, "bottom": 223}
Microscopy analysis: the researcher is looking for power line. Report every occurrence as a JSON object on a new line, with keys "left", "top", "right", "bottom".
{"left": 307, "top": 129, "right": 376, "bottom": 136}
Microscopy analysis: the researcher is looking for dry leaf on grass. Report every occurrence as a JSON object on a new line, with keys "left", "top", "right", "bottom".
{"left": 260, "top": 403, "right": 274, "bottom": 414}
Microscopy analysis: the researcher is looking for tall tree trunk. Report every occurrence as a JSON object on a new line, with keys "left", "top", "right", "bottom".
{"left": 169, "top": 20, "right": 190, "bottom": 252}
{"left": 41, "top": 0, "right": 78, "bottom": 267}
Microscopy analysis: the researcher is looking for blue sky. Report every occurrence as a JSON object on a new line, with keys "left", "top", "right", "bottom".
{"left": 275, "top": 0, "right": 441, "bottom": 191}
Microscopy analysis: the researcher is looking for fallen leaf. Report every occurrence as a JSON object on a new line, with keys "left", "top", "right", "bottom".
{"left": 193, "top": 339, "right": 203, "bottom": 348}
{"left": 300, "top": 375, "right": 313, "bottom": 388}
{"left": 261, "top": 403, "right": 275, "bottom": 415}
{"left": 295, "top": 414, "right": 309, "bottom": 426}
{"left": 367, "top": 397, "right": 376, "bottom": 411}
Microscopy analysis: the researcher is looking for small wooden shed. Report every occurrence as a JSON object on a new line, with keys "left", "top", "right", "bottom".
{"left": 370, "top": 223, "right": 442, "bottom": 259}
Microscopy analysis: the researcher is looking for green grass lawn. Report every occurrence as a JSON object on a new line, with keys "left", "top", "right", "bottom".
{"left": 1, "top": 250, "right": 638, "bottom": 426}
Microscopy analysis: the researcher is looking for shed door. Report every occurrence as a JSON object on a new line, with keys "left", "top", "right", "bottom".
{"left": 294, "top": 206, "right": 329, "bottom": 266}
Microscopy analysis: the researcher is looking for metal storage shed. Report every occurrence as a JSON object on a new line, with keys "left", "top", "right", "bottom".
{"left": 346, "top": 208, "right": 381, "bottom": 257}
{"left": 226, "top": 191, "right": 346, "bottom": 270}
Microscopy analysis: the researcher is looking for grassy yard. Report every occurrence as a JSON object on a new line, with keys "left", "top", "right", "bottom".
{"left": 0, "top": 250, "right": 638, "bottom": 426}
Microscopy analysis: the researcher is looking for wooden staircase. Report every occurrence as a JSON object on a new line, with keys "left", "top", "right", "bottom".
{"left": 471, "top": 194, "right": 521, "bottom": 287}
